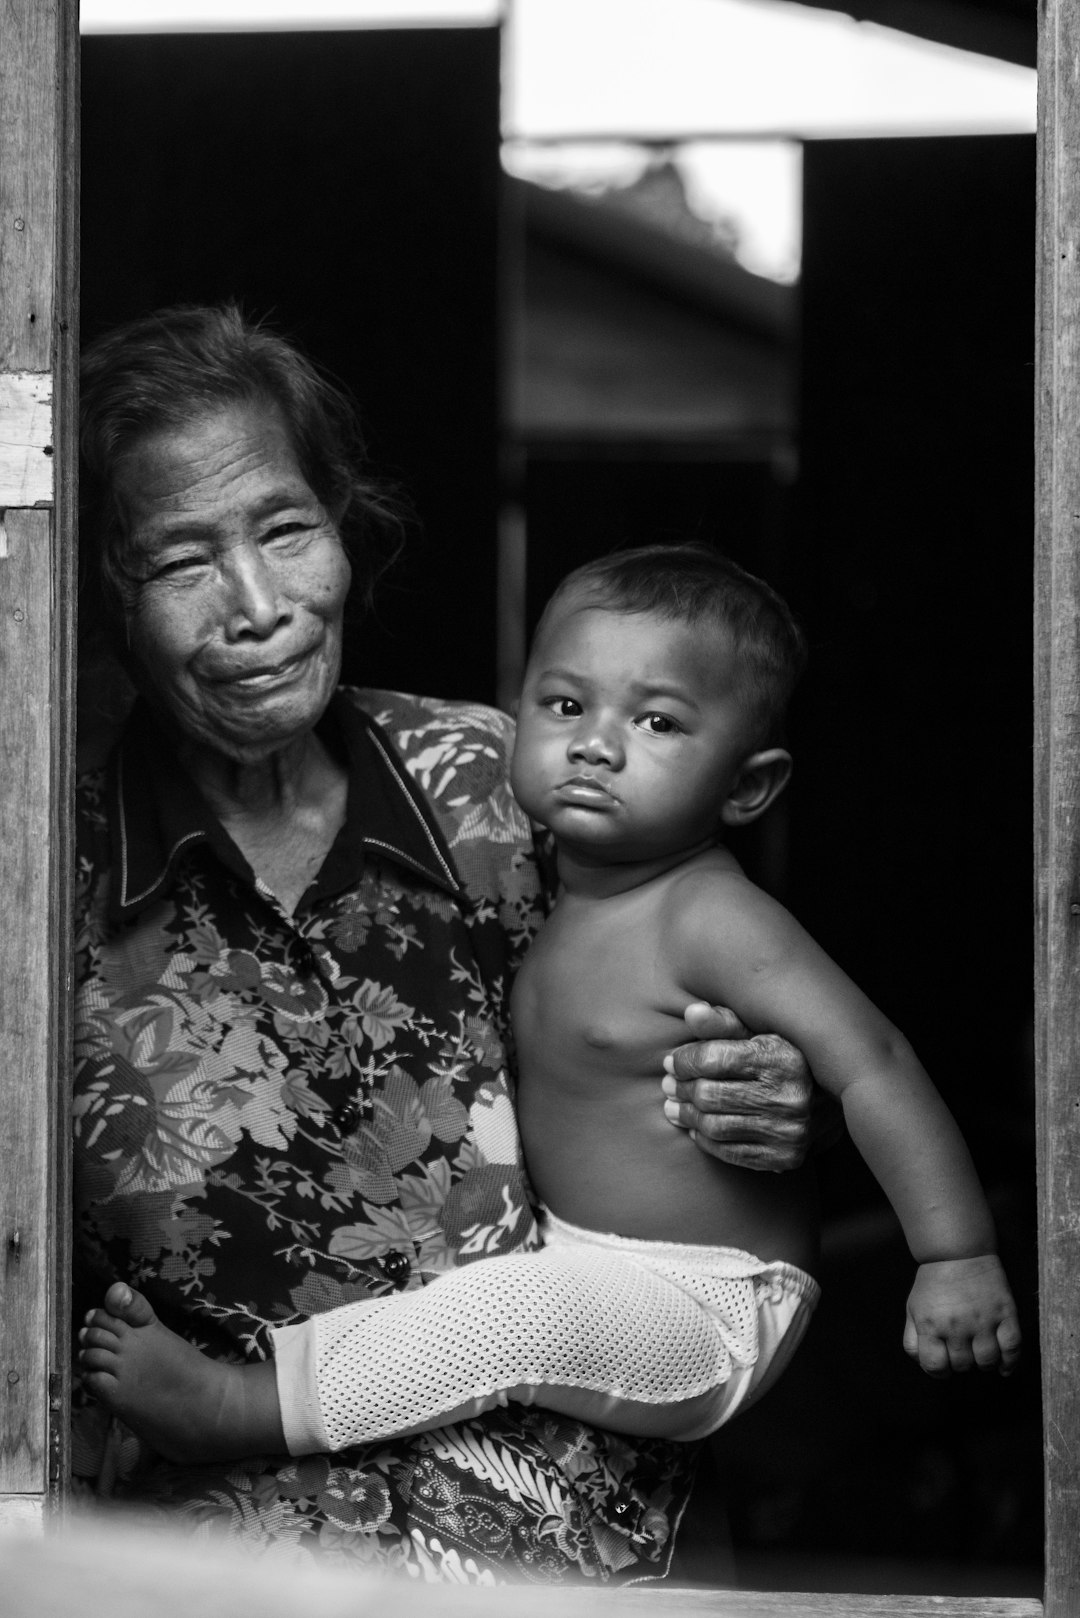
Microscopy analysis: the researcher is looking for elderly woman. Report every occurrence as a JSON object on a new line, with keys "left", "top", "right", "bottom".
{"left": 73, "top": 304, "right": 817, "bottom": 1584}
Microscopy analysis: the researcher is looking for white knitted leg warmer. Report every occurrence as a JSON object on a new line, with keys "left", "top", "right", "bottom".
{"left": 271, "top": 1222, "right": 818, "bottom": 1455}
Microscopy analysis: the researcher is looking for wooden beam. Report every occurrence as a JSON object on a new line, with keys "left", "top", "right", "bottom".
{"left": 613, "top": 1595, "right": 1041, "bottom": 1618}
{"left": 1036, "top": 1, "right": 1080, "bottom": 1614}
{"left": 0, "top": 0, "right": 78, "bottom": 1517}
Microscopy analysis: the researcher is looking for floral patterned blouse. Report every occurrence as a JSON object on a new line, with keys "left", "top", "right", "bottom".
{"left": 72, "top": 688, "right": 697, "bottom": 1584}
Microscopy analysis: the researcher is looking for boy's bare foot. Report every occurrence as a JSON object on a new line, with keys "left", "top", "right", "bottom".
{"left": 78, "top": 1282, "right": 285, "bottom": 1463}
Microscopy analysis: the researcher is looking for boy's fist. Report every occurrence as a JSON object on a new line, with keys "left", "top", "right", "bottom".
{"left": 903, "top": 1253, "right": 1021, "bottom": 1378}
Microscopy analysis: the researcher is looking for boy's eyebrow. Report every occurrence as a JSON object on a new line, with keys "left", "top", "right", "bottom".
{"left": 533, "top": 665, "right": 702, "bottom": 711}
{"left": 633, "top": 681, "right": 701, "bottom": 712}
{"left": 533, "top": 664, "right": 588, "bottom": 684}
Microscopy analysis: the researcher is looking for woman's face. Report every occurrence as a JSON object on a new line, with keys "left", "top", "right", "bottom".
{"left": 115, "top": 400, "right": 352, "bottom": 765}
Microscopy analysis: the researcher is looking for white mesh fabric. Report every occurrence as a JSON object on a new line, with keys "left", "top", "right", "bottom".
{"left": 304, "top": 1221, "right": 817, "bottom": 1453}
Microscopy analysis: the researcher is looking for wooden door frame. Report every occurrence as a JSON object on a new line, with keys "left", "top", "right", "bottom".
{"left": 1033, "top": 2, "right": 1080, "bottom": 1614}
{"left": 0, "top": 2, "right": 1072, "bottom": 1612}
{"left": 0, "top": 0, "right": 77, "bottom": 1532}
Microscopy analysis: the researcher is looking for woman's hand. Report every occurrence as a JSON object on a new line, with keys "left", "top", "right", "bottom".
{"left": 662, "top": 1001, "right": 840, "bottom": 1172}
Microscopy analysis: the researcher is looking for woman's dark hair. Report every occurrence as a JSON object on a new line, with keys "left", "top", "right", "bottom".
{"left": 540, "top": 542, "right": 807, "bottom": 742}
{"left": 79, "top": 302, "right": 406, "bottom": 640}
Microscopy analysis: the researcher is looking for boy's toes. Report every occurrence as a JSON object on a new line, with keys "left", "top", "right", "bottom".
{"left": 80, "top": 1323, "right": 122, "bottom": 1351}
{"left": 103, "top": 1281, "right": 156, "bottom": 1327}
{"left": 79, "top": 1345, "right": 118, "bottom": 1375}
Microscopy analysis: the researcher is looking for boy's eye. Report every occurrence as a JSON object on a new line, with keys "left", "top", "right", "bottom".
{"left": 637, "top": 712, "right": 680, "bottom": 735}
{"left": 541, "top": 696, "right": 582, "bottom": 718}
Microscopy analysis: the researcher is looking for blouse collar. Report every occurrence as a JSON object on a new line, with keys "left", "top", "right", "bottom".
{"left": 106, "top": 691, "right": 463, "bottom": 923}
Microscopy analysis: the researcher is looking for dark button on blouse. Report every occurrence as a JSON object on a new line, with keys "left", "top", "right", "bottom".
{"left": 332, "top": 1096, "right": 372, "bottom": 1135}
{"left": 380, "top": 1250, "right": 411, "bottom": 1287}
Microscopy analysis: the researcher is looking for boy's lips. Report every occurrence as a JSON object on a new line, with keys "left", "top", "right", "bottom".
{"left": 556, "top": 775, "right": 617, "bottom": 806}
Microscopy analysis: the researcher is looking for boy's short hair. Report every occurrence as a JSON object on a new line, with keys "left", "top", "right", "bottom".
{"left": 543, "top": 543, "right": 807, "bottom": 742}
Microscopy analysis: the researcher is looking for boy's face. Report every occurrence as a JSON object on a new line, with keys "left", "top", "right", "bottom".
{"left": 511, "top": 598, "right": 762, "bottom": 864}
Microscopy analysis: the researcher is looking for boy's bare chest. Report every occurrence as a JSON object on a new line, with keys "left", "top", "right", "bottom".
{"left": 514, "top": 888, "right": 691, "bottom": 1075}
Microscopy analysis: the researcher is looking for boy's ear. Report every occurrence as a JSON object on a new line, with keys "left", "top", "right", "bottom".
{"left": 719, "top": 748, "right": 792, "bottom": 828}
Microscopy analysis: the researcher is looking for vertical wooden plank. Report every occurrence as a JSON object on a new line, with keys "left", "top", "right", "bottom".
{"left": 0, "top": 512, "right": 56, "bottom": 1500}
{"left": 0, "top": 0, "right": 77, "bottom": 1514}
{"left": 1036, "top": 1, "right": 1080, "bottom": 1613}
{"left": 49, "top": 0, "right": 79, "bottom": 1509}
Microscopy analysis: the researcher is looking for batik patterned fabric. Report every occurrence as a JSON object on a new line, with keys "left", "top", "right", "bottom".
{"left": 71, "top": 687, "right": 697, "bottom": 1584}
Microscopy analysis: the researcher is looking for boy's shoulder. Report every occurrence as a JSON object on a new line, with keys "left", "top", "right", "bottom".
{"left": 660, "top": 844, "right": 758, "bottom": 907}
{"left": 660, "top": 847, "right": 807, "bottom": 966}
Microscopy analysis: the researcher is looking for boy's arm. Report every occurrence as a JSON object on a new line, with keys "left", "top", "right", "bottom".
{"left": 673, "top": 870, "right": 1020, "bottom": 1375}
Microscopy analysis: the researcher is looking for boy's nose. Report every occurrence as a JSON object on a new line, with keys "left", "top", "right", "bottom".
{"left": 569, "top": 724, "right": 624, "bottom": 769}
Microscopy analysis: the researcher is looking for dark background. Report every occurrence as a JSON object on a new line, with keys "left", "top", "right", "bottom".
{"left": 711, "top": 135, "right": 1039, "bottom": 1596}
{"left": 82, "top": 28, "right": 501, "bottom": 701}
{"left": 82, "top": 31, "right": 1039, "bottom": 1594}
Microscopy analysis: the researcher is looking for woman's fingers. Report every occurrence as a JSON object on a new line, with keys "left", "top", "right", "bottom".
{"left": 680, "top": 1001, "right": 752, "bottom": 1042}
{"left": 663, "top": 1019, "right": 817, "bottom": 1171}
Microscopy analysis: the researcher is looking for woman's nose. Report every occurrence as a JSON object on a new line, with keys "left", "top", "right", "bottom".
{"left": 223, "top": 547, "right": 291, "bottom": 639}
{"left": 569, "top": 721, "right": 624, "bottom": 769}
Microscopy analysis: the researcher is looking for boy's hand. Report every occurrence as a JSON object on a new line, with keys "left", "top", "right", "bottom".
{"left": 663, "top": 1002, "right": 841, "bottom": 1172}
{"left": 903, "top": 1254, "right": 1022, "bottom": 1378}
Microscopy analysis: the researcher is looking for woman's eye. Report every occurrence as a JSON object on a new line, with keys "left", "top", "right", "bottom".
{"left": 152, "top": 554, "right": 204, "bottom": 579}
{"left": 638, "top": 712, "right": 680, "bottom": 735}
{"left": 263, "top": 522, "right": 307, "bottom": 544}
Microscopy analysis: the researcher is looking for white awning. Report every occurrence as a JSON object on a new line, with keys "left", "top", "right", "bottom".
{"left": 83, "top": 0, "right": 1036, "bottom": 141}
{"left": 505, "top": 0, "right": 1036, "bottom": 142}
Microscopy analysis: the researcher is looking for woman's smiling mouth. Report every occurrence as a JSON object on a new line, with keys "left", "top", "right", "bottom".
{"left": 214, "top": 648, "right": 314, "bottom": 690}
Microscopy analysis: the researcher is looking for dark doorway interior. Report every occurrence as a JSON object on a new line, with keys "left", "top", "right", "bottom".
{"left": 712, "top": 135, "right": 1040, "bottom": 1595}
{"left": 81, "top": 27, "right": 501, "bottom": 703}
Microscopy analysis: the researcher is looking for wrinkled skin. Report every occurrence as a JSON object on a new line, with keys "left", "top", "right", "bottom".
{"left": 665, "top": 1002, "right": 841, "bottom": 1173}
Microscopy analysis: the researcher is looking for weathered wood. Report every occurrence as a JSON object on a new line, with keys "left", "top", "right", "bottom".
{"left": 0, "top": 1493, "right": 44, "bottom": 1533}
{"left": 1035, "top": 3, "right": 1080, "bottom": 1616}
{"left": 0, "top": 1, "right": 58, "bottom": 370}
{"left": 0, "top": 0, "right": 77, "bottom": 1512}
{"left": 0, "top": 512, "right": 54, "bottom": 1493}
{"left": 0, "top": 373, "right": 53, "bottom": 508}
{"left": 48, "top": 0, "right": 79, "bottom": 1511}
{"left": 613, "top": 1596, "right": 1041, "bottom": 1618}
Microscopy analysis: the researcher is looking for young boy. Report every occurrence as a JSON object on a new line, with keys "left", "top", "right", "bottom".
{"left": 79, "top": 545, "right": 1020, "bottom": 1462}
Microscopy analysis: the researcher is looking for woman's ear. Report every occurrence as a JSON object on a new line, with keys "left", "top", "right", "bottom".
{"left": 719, "top": 748, "right": 793, "bottom": 827}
